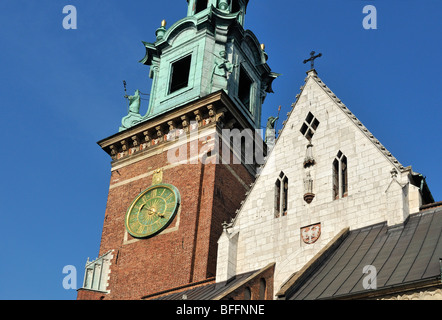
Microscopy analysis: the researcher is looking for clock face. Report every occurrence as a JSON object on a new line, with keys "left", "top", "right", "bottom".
{"left": 125, "top": 184, "right": 180, "bottom": 238}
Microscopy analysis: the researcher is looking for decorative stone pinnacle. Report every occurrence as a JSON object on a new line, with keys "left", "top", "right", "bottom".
{"left": 156, "top": 20, "right": 167, "bottom": 41}
{"left": 391, "top": 168, "right": 398, "bottom": 178}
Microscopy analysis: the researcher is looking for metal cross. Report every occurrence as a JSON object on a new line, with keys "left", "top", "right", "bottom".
{"left": 303, "top": 51, "right": 322, "bottom": 70}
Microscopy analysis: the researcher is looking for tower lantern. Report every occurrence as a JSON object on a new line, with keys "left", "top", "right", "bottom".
{"left": 119, "top": 0, "right": 278, "bottom": 132}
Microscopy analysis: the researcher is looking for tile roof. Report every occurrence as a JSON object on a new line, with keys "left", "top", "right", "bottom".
{"left": 286, "top": 205, "right": 442, "bottom": 300}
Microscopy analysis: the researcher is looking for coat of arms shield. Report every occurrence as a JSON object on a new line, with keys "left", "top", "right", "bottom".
{"left": 301, "top": 223, "right": 321, "bottom": 244}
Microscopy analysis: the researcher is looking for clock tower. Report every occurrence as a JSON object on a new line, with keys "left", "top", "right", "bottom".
{"left": 77, "top": 0, "right": 279, "bottom": 300}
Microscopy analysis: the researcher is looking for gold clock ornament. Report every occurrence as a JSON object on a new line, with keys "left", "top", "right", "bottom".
{"left": 125, "top": 183, "right": 180, "bottom": 238}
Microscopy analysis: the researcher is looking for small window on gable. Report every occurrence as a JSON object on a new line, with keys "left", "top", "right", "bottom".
{"left": 195, "top": 0, "right": 208, "bottom": 14}
{"left": 300, "top": 112, "right": 320, "bottom": 141}
{"left": 275, "top": 172, "right": 288, "bottom": 218}
{"left": 238, "top": 65, "right": 253, "bottom": 111}
{"left": 333, "top": 159, "right": 339, "bottom": 199}
{"left": 275, "top": 179, "right": 281, "bottom": 217}
{"left": 169, "top": 55, "right": 192, "bottom": 94}
{"left": 333, "top": 151, "right": 348, "bottom": 200}
{"left": 341, "top": 155, "right": 348, "bottom": 197}
{"left": 282, "top": 176, "right": 288, "bottom": 214}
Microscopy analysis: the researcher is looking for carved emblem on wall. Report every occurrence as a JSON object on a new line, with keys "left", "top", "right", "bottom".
{"left": 301, "top": 223, "right": 321, "bottom": 244}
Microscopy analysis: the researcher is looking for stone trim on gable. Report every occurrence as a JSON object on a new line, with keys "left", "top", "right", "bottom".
{"left": 303, "top": 70, "right": 405, "bottom": 172}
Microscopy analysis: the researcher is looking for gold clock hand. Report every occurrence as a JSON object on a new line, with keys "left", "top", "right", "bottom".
{"left": 139, "top": 204, "right": 155, "bottom": 216}
{"left": 140, "top": 204, "right": 165, "bottom": 218}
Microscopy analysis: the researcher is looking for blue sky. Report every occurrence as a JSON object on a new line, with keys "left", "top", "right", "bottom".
{"left": 0, "top": 0, "right": 440, "bottom": 300}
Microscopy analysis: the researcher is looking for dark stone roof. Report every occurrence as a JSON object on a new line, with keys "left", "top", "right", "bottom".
{"left": 287, "top": 205, "right": 442, "bottom": 300}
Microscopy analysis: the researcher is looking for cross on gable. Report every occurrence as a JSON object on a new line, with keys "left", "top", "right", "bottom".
{"left": 303, "top": 51, "right": 322, "bottom": 70}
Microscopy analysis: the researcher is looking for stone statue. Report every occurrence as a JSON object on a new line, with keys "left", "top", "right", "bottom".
{"left": 265, "top": 116, "right": 279, "bottom": 143}
{"left": 213, "top": 51, "right": 237, "bottom": 78}
{"left": 119, "top": 89, "right": 144, "bottom": 132}
{"left": 126, "top": 90, "right": 141, "bottom": 114}
{"left": 210, "top": 51, "right": 237, "bottom": 93}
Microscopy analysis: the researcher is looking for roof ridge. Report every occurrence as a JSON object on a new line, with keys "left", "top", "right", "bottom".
{"left": 307, "top": 71, "right": 406, "bottom": 172}
{"left": 420, "top": 201, "right": 442, "bottom": 211}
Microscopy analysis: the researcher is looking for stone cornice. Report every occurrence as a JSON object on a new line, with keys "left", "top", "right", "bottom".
{"left": 97, "top": 90, "right": 259, "bottom": 162}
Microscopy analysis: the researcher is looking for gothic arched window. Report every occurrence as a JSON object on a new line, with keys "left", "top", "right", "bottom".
{"left": 275, "top": 172, "right": 288, "bottom": 217}
{"left": 333, "top": 151, "right": 348, "bottom": 200}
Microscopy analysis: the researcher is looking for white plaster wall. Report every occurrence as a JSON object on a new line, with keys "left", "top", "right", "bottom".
{"left": 225, "top": 72, "right": 412, "bottom": 296}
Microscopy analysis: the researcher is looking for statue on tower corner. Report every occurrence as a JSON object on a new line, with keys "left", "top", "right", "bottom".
{"left": 210, "top": 50, "right": 238, "bottom": 92}
{"left": 213, "top": 51, "right": 237, "bottom": 78}
{"left": 127, "top": 89, "right": 141, "bottom": 114}
{"left": 119, "top": 89, "right": 144, "bottom": 132}
{"left": 265, "top": 116, "right": 279, "bottom": 150}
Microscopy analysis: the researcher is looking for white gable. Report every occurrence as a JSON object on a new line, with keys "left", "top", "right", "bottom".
{"left": 216, "top": 70, "right": 423, "bottom": 297}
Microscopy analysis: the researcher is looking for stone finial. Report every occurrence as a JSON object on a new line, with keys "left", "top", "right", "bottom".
{"left": 391, "top": 168, "right": 398, "bottom": 178}
{"left": 156, "top": 20, "right": 167, "bottom": 41}
{"left": 218, "top": 0, "right": 229, "bottom": 11}
{"left": 222, "top": 219, "right": 234, "bottom": 232}
{"left": 304, "top": 142, "right": 315, "bottom": 168}
{"left": 303, "top": 172, "right": 315, "bottom": 204}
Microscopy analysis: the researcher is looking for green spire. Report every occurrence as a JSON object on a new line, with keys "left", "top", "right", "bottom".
{"left": 119, "top": 0, "right": 278, "bottom": 132}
